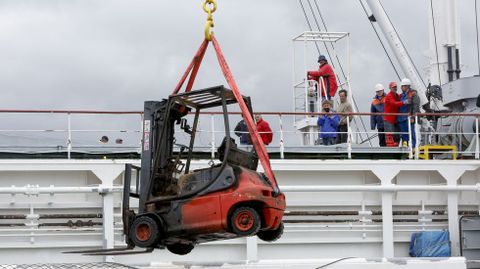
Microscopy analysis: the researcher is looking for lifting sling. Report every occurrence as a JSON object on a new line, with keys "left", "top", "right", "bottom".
{"left": 172, "top": 0, "right": 279, "bottom": 193}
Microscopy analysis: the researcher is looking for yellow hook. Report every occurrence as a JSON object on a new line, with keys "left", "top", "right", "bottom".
{"left": 203, "top": 0, "right": 217, "bottom": 41}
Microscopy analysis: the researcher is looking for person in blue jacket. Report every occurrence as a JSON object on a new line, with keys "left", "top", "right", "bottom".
{"left": 317, "top": 100, "right": 340, "bottom": 145}
{"left": 398, "top": 78, "right": 418, "bottom": 147}
{"left": 371, "top": 84, "right": 386, "bottom": 147}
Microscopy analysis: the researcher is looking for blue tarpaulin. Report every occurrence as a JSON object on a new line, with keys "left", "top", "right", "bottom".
{"left": 409, "top": 231, "right": 451, "bottom": 257}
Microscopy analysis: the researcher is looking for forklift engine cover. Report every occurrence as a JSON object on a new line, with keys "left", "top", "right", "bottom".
{"left": 123, "top": 86, "right": 286, "bottom": 255}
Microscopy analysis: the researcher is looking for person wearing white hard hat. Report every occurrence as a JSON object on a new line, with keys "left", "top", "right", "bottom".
{"left": 370, "top": 84, "right": 386, "bottom": 147}
{"left": 398, "top": 78, "right": 420, "bottom": 147}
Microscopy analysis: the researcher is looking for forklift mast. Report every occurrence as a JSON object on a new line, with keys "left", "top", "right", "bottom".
{"left": 137, "top": 86, "right": 256, "bottom": 214}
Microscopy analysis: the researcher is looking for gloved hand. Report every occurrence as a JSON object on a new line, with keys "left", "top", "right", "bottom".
{"left": 403, "top": 99, "right": 411, "bottom": 105}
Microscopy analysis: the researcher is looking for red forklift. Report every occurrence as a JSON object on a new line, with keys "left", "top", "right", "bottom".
{"left": 119, "top": 85, "right": 285, "bottom": 255}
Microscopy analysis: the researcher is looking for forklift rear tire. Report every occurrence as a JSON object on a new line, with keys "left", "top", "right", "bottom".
{"left": 130, "top": 215, "right": 160, "bottom": 248}
{"left": 230, "top": 207, "right": 261, "bottom": 236}
{"left": 257, "top": 222, "right": 284, "bottom": 242}
{"left": 166, "top": 243, "right": 194, "bottom": 255}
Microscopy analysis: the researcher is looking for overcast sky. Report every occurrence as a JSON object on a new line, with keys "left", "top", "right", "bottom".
{"left": 0, "top": 0, "right": 479, "bottom": 147}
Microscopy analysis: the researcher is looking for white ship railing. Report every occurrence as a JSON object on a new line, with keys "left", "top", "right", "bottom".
{"left": 0, "top": 110, "right": 478, "bottom": 160}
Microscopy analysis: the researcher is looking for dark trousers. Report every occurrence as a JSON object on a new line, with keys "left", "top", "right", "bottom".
{"left": 336, "top": 124, "right": 348, "bottom": 144}
{"left": 323, "top": 137, "right": 336, "bottom": 145}
{"left": 378, "top": 127, "right": 386, "bottom": 147}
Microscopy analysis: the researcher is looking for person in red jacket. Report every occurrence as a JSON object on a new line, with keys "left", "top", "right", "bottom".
{"left": 384, "top": 82, "right": 408, "bottom": 147}
{"left": 307, "top": 55, "right": 338, "bottom": 100}
{"left": 255, "top": 114, "right": 273, "bottom": 145}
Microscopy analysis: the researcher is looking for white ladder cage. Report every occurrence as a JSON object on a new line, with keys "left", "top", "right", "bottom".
{"left": 292, "top": 31, "right": 361, "bottom": 146}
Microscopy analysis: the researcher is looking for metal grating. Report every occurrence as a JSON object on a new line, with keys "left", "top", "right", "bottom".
{"left": 0, "top": 263, "right": 138, "bottom": 269}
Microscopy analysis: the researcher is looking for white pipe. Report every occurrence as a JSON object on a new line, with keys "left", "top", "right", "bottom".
{"left": 3, "top": 183, "right": 480, "bottom": 195}
{"left": 281, "top": 184, "right": 480, "bottom": 192}
{"left": 365, "top": 0, "right": 428, "bottom": 106}
{"left": 0, "top": 185, "right": 124, "bottom": 195}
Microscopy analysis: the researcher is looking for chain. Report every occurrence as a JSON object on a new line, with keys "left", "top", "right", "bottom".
{"left": 203, "top": 0, "right": 217, "bottom": 41}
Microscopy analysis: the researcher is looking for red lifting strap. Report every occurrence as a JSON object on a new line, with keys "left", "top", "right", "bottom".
{"left": 173, "top": 39, "right": 209, "bottom": 95}
{"left": 172, "top": 35, "right": 278, "bottom": 190}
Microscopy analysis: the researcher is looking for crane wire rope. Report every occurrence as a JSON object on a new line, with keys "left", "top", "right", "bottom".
{"left": 309, "top": 0, "right": 371, "bottom": 145}
{"left": 312, "top": 0, "right": 348, "bottom": 82}
{"left": 358, "top": 0, "right": 401, "bottom": 79}
{"left": 378, "top": 0, "right": 428, "bottom": 88}
{"left": 298, "top": 0, "right": 321, "bottom": 54}
{"left": 305, "top": 0, "right": 337, "bottom": 74}
{"left": 429, "top": 0, "right": 443, "bottom": 86}
{"left": 475, "top": 0, "right": 480, "bottom": 75}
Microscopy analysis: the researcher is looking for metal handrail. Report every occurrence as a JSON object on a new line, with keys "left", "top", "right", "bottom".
{"left": 0, "top": 109, "right": 478, "bottom": 160}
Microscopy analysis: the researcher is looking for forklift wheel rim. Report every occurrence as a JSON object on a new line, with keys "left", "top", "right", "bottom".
{"left": 136, "top": 223, "right": 152, "bottom": 241}
{"left": 234, "top": 211, "right": 255, "bottom": 232}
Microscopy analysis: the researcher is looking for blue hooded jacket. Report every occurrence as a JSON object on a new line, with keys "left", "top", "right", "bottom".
{"left": 318, "top": 113, "right": 340, "bottom": 138}
{"left": 370, "top": 94, "right": 385, "bottom": 129}
{"left": 398, "top": 91, "right": 410, "bottom": 122}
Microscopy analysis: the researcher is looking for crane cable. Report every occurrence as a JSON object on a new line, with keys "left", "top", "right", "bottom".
{"left": 298, "top": 0, "right": 321, "bottom": 53}
{"left": 312, "top": 0, "right": 348, "bottom": 82}
{"left": 358, "top": 0, "right": 401, "bottom": 80}
{"left": 305, "top": 0, "right": 337, "bottom": 74}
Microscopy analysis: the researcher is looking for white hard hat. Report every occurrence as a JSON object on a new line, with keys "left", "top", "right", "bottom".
{"left": 374, "top": 83, "right": 384, "bottom": 92}
{"left": 400, "top": 78, "right": 411, "bottom": 86}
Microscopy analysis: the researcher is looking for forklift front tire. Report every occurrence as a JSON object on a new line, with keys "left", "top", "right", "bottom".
{"left": 257, "top": 222, "right": 284, "bottom": 242}
{"left": 230, "top": 207, "right": 261, "bottom": 236}
{"left": 166, "top": 243, "right": 194, "bottom": 255}
{"left": 130, "top": 215, "right": 160, "bottom": 248}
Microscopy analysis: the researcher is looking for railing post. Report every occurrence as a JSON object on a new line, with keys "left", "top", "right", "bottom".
{"left": 304, "top": 37, "right": 308, "bottom": 120}
{"left": 347, "top": 115, "right": 352, "bottom": 159}
{"left": 415, "top": 115, "right": 420, "bottom": 160}
{"left": 140, "top": 113, "right": 144, "bottom": 152}
{"left": 279, "top": 114, "right": 285, "bottom": 159}
{"left": 211, "top": 114, "right": 215, "bottom": 159}
{"left": 67, "top": 113, "right": 72, "bottom": 160}
{"left": 407, "top": 116, "right": 413, "bottom": 159}
{"left": 476, "top": 117, "right": 479, "bottom": 160}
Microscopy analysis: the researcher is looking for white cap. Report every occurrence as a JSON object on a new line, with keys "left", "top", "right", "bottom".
{"left": 400, "top": 78, "right": 411, "bottom": 86}
{"left": 374, "top": 83, "right": 384, "bottom": 92}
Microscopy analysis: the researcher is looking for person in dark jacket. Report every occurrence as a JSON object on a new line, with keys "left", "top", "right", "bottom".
{"left": 255, "top": 115, "right": 273, "bottom": 145}
{"left": 317, "top": 100, "right": 340, "bottom": 145}
{"left": 371, "top": 84, "right": 386, "bottom": 147}
{"left": 234, "top": 118, "right": 251, "bottom": 145}
{"left": 307, "top": 55, "right": 338, "bottom": 100}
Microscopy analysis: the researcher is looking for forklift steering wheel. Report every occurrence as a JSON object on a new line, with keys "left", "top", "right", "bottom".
{"left": 174, "top": 143, "right": 191, "bottom": 151}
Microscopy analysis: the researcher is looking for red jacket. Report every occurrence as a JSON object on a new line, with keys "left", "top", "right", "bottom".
{"left": 307, "top": 63, "right": 338, "bottom": 98}
{"left": 256, "top": 119, "right": 273, "bottom": 145}
{"left": 384, "top": 91, "right": 404, "bottom": 124}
